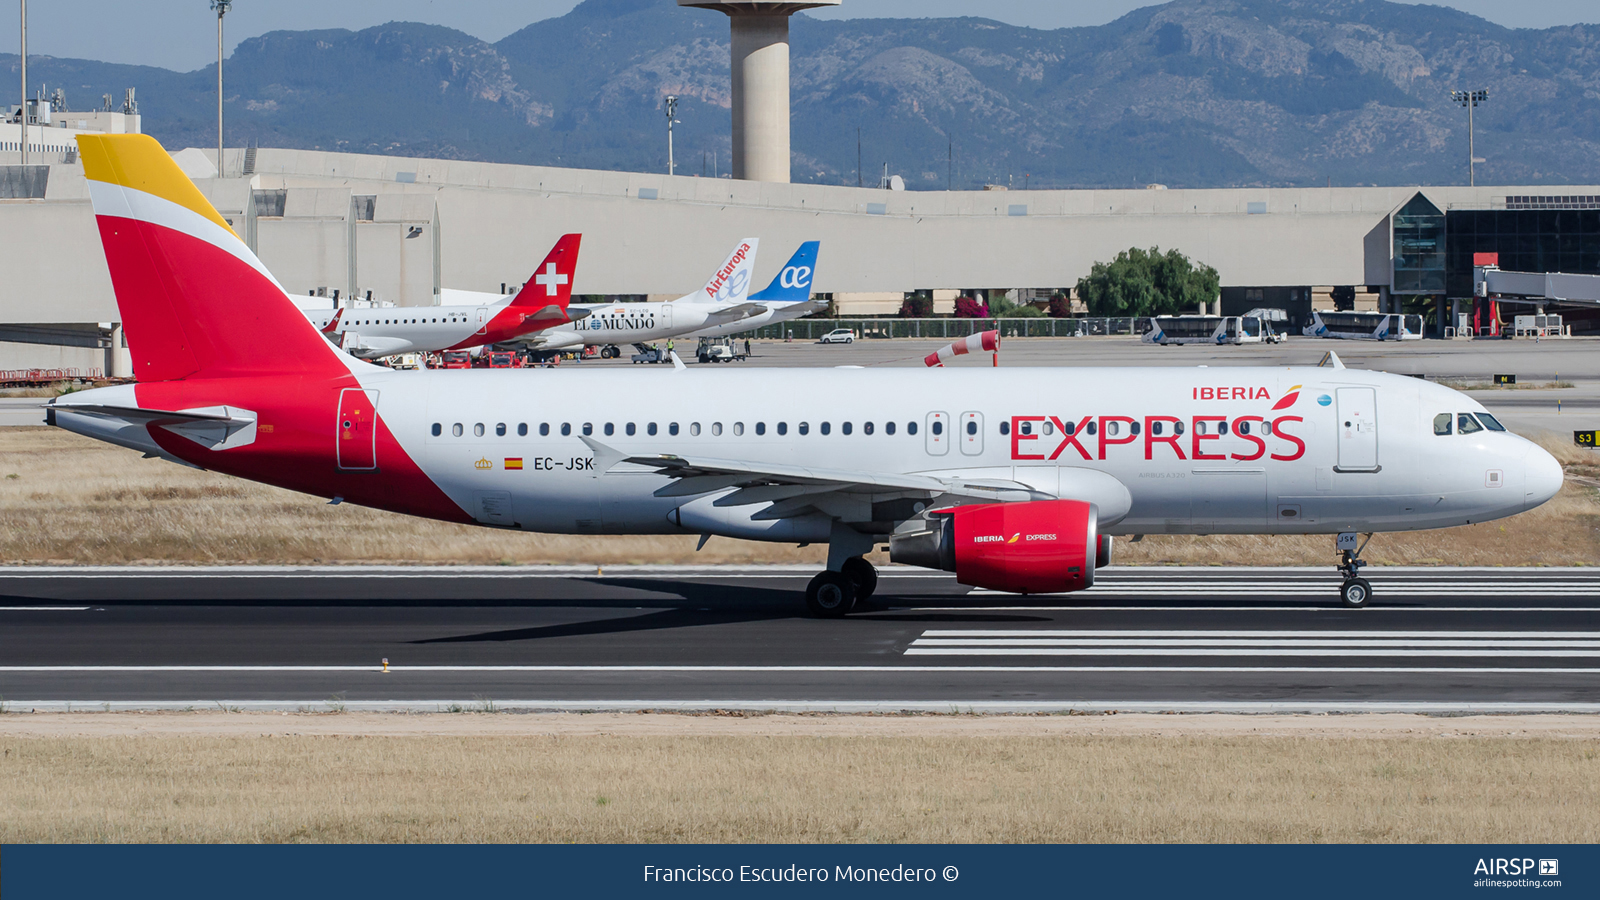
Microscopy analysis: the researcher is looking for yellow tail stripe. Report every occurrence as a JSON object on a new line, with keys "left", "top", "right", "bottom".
{"left": 76, "top": 134, "right": 237, "bottom": 237}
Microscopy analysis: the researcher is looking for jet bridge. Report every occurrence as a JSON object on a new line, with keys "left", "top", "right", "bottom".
{"left": 1474, "top": 265, "right": 1600, "bottom": 307}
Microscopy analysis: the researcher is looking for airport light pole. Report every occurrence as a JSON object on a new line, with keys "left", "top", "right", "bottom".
{"left": 664, "top": 94, "right": 679, "bottom": 176}
{"left": 1451, "top": 89, "right": 1488, "bottom": 187}
{"left": 211, "top": 0, "right": 232, "bottom": 177}
{"left": 18, "top": 0, "right": 26, "bottom": 167}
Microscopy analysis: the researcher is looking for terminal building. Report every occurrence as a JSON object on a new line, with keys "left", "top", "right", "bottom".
{"left": 3, "top": 121, "right": 1599, "bottom": 372}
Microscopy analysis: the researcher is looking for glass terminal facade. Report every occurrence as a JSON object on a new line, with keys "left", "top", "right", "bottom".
{"left": 1392, "top": 194, "right": 1446, "bottom": 295}
{"left": 1445, "top": 203, "right": 1600, "bottom": 299}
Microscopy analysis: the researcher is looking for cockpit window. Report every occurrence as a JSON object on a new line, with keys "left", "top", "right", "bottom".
{"left": 1433, "top": 413, "right": 1452, "bottom": 436}
{"left": 1476, "top": 412, "right": 1507, "bottom": 432}
{"left": 1457, "top": 413, "right": 1485, "bottom": 435}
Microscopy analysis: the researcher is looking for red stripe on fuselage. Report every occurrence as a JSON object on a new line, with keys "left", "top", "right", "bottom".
{"left": 136, "top": 376, "right": 473, "bottom": 525}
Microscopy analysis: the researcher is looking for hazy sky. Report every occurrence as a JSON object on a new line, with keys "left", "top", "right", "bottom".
{"left": 0, "top": 0, "right": 1595, "bottom": 73}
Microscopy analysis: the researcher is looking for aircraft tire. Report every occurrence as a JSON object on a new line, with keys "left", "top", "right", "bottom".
{"left": 805, "top": 571, "right": 857, "bottom": 618}
{"left": 1340, "top": 578, "right": 1372, "bottom": 609}
{"left": 840, "top": 557, "right": 878, "bottom": 600}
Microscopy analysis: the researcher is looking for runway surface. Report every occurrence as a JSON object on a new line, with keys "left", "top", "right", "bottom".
{"left": 2, "top": 566, "right": 1598, "bottom": 713}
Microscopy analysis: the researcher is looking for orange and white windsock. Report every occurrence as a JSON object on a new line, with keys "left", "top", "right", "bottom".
{"left": 924, "top": 330, "right": 999, "bottom": 367}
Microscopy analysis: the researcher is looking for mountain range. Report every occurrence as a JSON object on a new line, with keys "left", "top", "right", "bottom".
{"left": 4, "top": 0, "right": 1600, "bottom": 189}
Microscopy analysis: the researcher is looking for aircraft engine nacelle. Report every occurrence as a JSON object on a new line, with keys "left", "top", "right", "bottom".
{"left": 890, "top": 499, "right": 1104, "bottom": 594}
{"left": 529, "top": 331, "right": 585, "bottom": 352}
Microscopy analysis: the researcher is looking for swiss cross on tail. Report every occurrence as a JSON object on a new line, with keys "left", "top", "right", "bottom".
{"left": 509, "top": 233, "right": 581, "bottom": 317}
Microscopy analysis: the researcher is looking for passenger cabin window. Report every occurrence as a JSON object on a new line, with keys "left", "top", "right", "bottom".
{"left": 712, "top": 423, "right": 723, "bottom": 436}
{"left": 1261, "top": 421, "right": 1272, "bottom": 435}
{"left": 1458, "top": 413, "right": 1484, "bottom": 435}
{"left": 842, "top": 422, "right": 852, "bottom": 435}
{"left": 518, "top": 424, "right": 528, "bottom": 437}
{"left": 863, "top": 422, "right": 873, "bottom": 435}
{"left": 473, "top": 423, "right": 485, "bottom": 437}
{"left": 626, "top": 423, "right": 636, "bottom": 436}
{"left": 496, "top": 423, "right": 506, "bottom": 437}
{"left": 1043, "top": 420, "right": 1055, "bottom": 436}
{"left": 1019, "top": 421, "right": 1031, "bottom": 436}
{"left": 777, "top": 422, "right": 787, "bottom": 435}
{"left": 539, "top": 423, "right": 549, "bottom": 436}
{"left": 1130, "top": 421, "right": 1141, "bottom": 436}
{"left": 690, "top": 423, "right": 701, "bottom": 436}
{"left": 431, "top": 423, "right": 441, "bottom": 436}
{"left": 1174, "top": 421, "right": 1184, "bottom": 435}
{"left": 561, "top": 423, "right": 572, "bottom": 436}
{"left": 733, "top": 423, "right": 744, "bottom": 436}
{"left": 1106, "top": 421, "right": 1119, "bottom": 437}
{"left": 1434, "top": 414, "right": 1453, "bottom": 436}
{"left": 583, "top": 423, "right": 593, "bottom": 436}
{"left": 965, "top": 421, "right": 977, "bottom": 435}
{"left": 670, "top": 423, "right": 680, "bottom": 436}
{"left": 799, "top": 422, "right": 809, "bottom": 435}
{"left": 886, "top": 422, "right": 896, "bottom": 435}
{"left": 756, "top": 423, "right": 766, "bottom": 436}
{"left": 907, "top": 422, "right": 917, "bottom": 435}
{"left": 821, "top": 422, "right": 832, "bottom": 436}
{"left": 648, "top": 423, "right": 658, "bottom": 436}
{"left": 930, "top": 421, "right": 942, "bottom": 436}
{"left": 452, "top": 424, "right": 464, "bottom": 437}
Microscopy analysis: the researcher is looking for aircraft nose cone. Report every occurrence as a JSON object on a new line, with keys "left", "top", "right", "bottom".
{"left": 1523, "top": 443, "right": 1564, "bottom": 509}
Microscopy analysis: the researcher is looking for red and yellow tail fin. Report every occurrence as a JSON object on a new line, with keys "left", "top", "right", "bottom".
{"left": 78, "top": 134, "right": 349, "bottom": 382}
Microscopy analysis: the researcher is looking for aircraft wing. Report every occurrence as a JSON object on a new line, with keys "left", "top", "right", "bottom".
{"left": 580, "top": 438, "right": 1044, "bottom": 524}
{"left": 702, "top": 302, "right": 769, "bottom": 325}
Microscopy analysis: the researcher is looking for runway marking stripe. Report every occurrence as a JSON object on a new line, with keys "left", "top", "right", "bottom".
{"left": 905, "top": 607, "right": 1600, "bottom": 613}
{"left": 3, "top": 665, "right": 1600, "bottom": 674}
{"left": 922, "top": 629, "right": 1600, "bottom": 638}
{"left": 911, "top": 639, "right": 1600, "bottom": 649}
{"left": 903, "top": 648, "right": 1600, "bottom": 658}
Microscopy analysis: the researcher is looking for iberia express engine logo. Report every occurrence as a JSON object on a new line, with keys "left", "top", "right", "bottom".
{"left": 1010, "top": 384, "right": 1307, "bottom": 463}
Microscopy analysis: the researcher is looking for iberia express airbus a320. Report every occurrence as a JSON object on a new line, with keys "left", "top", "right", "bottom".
{"left": 49, "top": 136, "right": 1564, "bottom": 615}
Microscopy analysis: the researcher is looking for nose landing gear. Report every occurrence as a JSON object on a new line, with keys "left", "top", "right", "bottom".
{"left": 1337, "top": 532, "right": 1374, "bottom": 608}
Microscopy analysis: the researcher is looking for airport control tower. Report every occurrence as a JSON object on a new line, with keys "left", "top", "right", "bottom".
{"left": 678, "top": 0, "right": 841, "bottom": 183}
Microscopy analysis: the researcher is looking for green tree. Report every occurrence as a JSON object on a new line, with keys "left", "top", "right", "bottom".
{"left": 1075, "top": 247, "right": 1219, "bottom": 317}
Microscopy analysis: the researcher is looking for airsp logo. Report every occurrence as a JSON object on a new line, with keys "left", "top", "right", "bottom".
{"left": 780, "top": 265, "right": 813, "bottom": 290}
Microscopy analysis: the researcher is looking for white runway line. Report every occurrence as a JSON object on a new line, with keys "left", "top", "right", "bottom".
{"left": 907, "top": 627, "right": 1600, "bottom": 660}
{"left": 3, "top": 664, "right": 1599, "bottom": 674}
{"left": 7, "top": 699, "right": 1600, "bottom": 715}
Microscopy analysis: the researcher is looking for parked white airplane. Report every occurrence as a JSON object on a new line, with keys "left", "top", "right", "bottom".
{"left": 686, "top": 241, "right": 827, "bottom": 339}
{"left": 516, "top": 238, "right": 767, "bottom": 357}
{"left": 303, "top": 235, "right": 583, "bottom": 359}
{"left": 53, "top": 135, "right": 1566, "bottom": 617}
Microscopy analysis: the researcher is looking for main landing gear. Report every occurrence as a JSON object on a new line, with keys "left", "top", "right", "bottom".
{"left": 1337, "top": 532, "right": 1374, "bottom": 608}
{"left": 805, "top": 557, "right": 878, "bottom": 618}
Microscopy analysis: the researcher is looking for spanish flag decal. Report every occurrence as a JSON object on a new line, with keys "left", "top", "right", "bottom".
{"left": 505, "top": 458, "right": 524, "bottom": 470}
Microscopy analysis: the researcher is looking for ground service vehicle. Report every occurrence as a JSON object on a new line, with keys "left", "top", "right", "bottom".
{"left": 440, "top": 351, "right": 472, "bottom": 369}
{"left": 1304, "top": 311, "right": 1424, "bottom": 341}
{"left": 697, "top": 337, "right": 738, "bottom": 363}
{"left": 1143, "top": 315, "right": 1272, "bottom": 346}
{"left": 818, "top": 328, "right": 855, "bottom": 344}
{"left": 51, "top": 135, "right": 1564, "bottom": 617}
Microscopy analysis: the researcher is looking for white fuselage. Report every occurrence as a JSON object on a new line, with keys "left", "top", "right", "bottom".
{"left": 304, "top": 304, "right": 500, "bottom": 358}
{"left": 312, "top": 366, "right": 1560, "bottom": 537}
{"left": 545, "top": 300, "right": 753, "bottom": 348}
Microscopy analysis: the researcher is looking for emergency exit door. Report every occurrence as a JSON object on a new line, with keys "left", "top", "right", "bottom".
{"left": 475, "top": 307, "right": 489, "bottom": 335}
{"left": 336, "top": 388, "right": 379, "bottom": 471}
{"left": 1334, "top": 387, "right": 1379, "bottom": 472}
{"left": 925, "top": 411, "right": 949, "bottom": 456}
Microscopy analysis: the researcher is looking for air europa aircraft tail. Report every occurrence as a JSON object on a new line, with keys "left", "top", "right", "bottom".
{"left": 698, "top": 237, "right": 759, "bottom": 303}
{"left": 750, "top": 241, "right": 820, "bottom": 303}
{"left": 77, "top": 133, "right": 353, "bottom": 382}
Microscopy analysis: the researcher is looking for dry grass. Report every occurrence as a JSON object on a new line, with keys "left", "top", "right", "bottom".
{"left": 1, "top": 427, "right": 1595, "bottom": 566}
{"left": 2, "top": 729, "right": 1597, "bottom": 842}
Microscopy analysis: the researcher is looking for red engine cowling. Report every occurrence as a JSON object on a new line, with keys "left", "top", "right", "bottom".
{"left": 951, "top": 499, "right": 1098, "bottom": 594}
